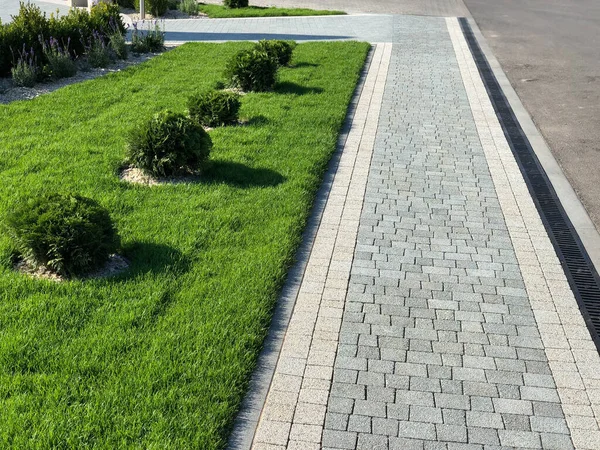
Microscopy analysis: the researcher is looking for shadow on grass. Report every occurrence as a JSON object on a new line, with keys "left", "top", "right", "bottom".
{"left": 292, "top": 62, "right": 319, "bottom": 68}
{"left": 121, "top": 242, "right": 191, "bottom": 278}
{"left": 275, "top": 81, "right": 323, "bottom": 95}
{"left": 204, "top": 161, "right": 286, "bottom": 188}
{"left": 245, "top": 115, "right": 270, "bottom": 127}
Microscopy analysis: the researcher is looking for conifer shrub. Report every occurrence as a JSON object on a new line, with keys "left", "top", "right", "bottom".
{"left": 127, "top": 110, "right": 212, "bottom": 177}
{"left": 187, "top": 90, "right": 241, "bottom": 127}
{"left": 255, "top": 40, "right": 295, "bottom": 66}
{"left": 224, "top": 48, "right": 278, "bottom": 92}
{"left": 6, "top": 193, "right": 120, "bottom": 277}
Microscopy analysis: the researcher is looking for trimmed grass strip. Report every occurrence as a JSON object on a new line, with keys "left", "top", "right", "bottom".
{"left": 0, "top": 41, "right": 368, "bottom": 448}
{"left": 198, "top": 3, "right": 345, "bottom": 17}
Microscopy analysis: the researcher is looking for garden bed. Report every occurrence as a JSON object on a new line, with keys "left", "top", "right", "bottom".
{"left": 0, "top": 41, "right": 368, "bottom": 448}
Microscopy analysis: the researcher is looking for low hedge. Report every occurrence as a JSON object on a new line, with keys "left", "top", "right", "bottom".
{"left": 0, "top": 2, "right": 125, "bottom": 76}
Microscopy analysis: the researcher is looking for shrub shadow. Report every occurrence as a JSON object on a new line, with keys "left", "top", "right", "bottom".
{"left": 274, "top": 81, "right": 324, "bottom": 95}
{"left": 245, "top": 115, "right": 270, "bottom": 127}
{"left": 118, "top": 242, "right": 191, "bottom": 279}
{"left": 204, "top": 161, "right": 286, "bottom": 188}
{"left": 292, "top": 62, "right": 319, "bottom": 68}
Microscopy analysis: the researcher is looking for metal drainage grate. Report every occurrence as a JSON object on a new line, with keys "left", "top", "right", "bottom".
{"left": 459, "top": 18, "right": 600, "bottom": 351}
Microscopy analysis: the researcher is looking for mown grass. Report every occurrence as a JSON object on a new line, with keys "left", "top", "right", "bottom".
{"left": 0, "top": 41, "right": 368, "bottom": 448}
{"left": 197, "top": 3, "right": 345, "bottom": 17}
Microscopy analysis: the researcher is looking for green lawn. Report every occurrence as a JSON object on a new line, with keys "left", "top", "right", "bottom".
{"left": 197, "top": 3, "right": 345, "bottom": 17}
{"left": 0, "top": 41, "right": 368, "bottom": 448}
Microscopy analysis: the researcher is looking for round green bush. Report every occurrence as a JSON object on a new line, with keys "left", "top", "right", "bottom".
{"left": 6, "top": 193, "right": 120, "bottom": 277}
{"left": 188, "top": 90, "right": 241, "bottom": 127}
{"left": 127, "top": 109, "right": 212, "bottom": 177}
{"left": 224, "top": 49, "right": 278, "bottom": 92}
{"left": 223, "top": 0, "right": 248, "bottom": 8}
{"left": 255, "top": 40, "right": 295, "bottom": 66}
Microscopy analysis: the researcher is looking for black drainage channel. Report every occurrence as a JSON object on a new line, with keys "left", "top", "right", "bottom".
{"left": 459, "top": 17, "right": 600, "bottom": 352}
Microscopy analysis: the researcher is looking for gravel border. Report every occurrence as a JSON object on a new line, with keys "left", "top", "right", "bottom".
{"left": 0, "top": 46, "right": 178, "bottom": 105}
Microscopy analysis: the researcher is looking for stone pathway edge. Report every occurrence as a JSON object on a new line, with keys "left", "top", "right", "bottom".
{"left": 227, "top": 43, "right": 390, "bottom": 450}
{"left": 247, "top": 42, "right": 392, "bottom": 450}
{"left": 448, "top": 17, "right": 600, "bottom": 449}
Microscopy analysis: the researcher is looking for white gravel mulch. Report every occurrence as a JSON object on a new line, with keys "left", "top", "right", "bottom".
{"left": 15, "top": 254, "right": 130, "bottom": 282}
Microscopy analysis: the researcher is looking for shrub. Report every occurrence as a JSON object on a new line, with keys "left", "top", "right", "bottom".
{"left": 109, "top": 31, "right": 128, "bottom": 60}
{"left": 131, "top": 20, "right": 165, "bottom": 53}
{"left": 90, "top": 2, "right": 126, "bottom": 36}
{"left": 224, "top": 49, "right": 278, "bottom": 92}
{"left": 11, "top": 45, "right": 38, "bottom": 87}
{"left": 127, "top": 110, "right": 212, "bottom": 177}
{"left": 188, "top": 90, "right": 241, "bottom": 127}
{"left": 6, "top": 193, "right": 120, "bottom": 277}
{"left": 0, "top": 3, "right": 125, "bottom": 76}
{"left": 1, "top": 3, "right": 49, "bottom": 76}
{"left": 42, "top": 37, "right": 77, "bottom": 79}
{"left": 179, "top": 0, "right": 198, "bottom": 15}
{"left": 134, "top": 0, "right": 169, "bottom": 16}
{"left": 115, "top": 0, "right": 135, "bottom": 8}
{"left": 223, "top": 0, "right": 248, "bottom": 8}
{"left": 85, "top": 31, "right": 112, "bottom": 68}
{"left": 255, "top": 40, "right": 295, "bottom": 66}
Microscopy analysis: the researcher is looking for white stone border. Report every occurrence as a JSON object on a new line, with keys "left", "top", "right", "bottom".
{"left": 251, "top": 42, "right": 392, "bottom": 450}
{"left": 447, "top": 17, "right": 600, "bottom": 450}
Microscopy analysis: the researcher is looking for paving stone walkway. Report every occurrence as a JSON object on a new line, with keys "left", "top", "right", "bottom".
{"left": 233, "top": 14, "right": 600, "bottom": 450}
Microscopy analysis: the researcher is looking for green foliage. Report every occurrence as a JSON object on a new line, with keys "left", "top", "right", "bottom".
{"left": 198, "top": 3, "right": 345, "bottom": 17}
{"left": 90, "top": 2, "right": 126, "bottom": 35}
{"left": 179, "top": 0, "right": 198, "bottom": 15}
{"left": 0, "top": 2, "right": 125, "bottom": 76}
{"left": 127, "top": 109, "right": 212, "bottom": 177}
{"left": 86, "top": 32, "right": 112, "bottom": 68}
{"left": 223, "top": 0, "right": 248, "bottom": 8}
{"left": 115, "top": 0, "right": 135, "bottom": 8}
{"left": 134, "top": 0, "right": 170, "bottom": 16}
{"left": 0, "top": 41, "right": 369, "bottom": 448}
{"left": 255, "top": 40, "right": 295, "bottom": 66}
{"left": 225, "top": 48, "right": 278, "bottom": 92}
{"left": 42, "top": 37, "right": 77, "bottom": 79}
{"left": 10, "top": 47, "right": 38, "bottom": 87}
{"left": 109, "top": 31, "right": 128, "bottom": 60}
{"left": 187, "top": 90, "right": 241, "bottom": 127}
{"left": 131, "top": 20, "right": 165, "bottom": 53}
{"left": 6, "top": 193, "right": 119, "bottom": 277}
{"left": 0, "top": 3, "right": 48, "bottom": 76}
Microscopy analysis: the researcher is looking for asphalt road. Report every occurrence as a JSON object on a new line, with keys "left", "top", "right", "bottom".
{"left": 464, "top": 0, "right": 600, "bottom": 233}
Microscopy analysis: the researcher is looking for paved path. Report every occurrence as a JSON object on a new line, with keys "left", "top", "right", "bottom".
{"left": 162, "top": 14, "right": 395, "bottom": 43}
{"left": 229, "top": 15, "right": 600, "bottom": 450}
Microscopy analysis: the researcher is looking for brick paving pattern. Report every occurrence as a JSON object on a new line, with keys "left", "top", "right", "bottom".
{"left": 321, "top": 16, "right": 575, "bottom": 450}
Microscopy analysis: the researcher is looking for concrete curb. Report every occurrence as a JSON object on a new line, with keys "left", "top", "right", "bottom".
{"left": 226, "top": 46, "right": 375, "bottom": 450}
{"left": 465, "top": 17, "right": 600, "bottom": 275}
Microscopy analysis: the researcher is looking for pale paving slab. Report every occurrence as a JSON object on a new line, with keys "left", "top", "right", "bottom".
{"left": 163, "top": 14, "right": 395, "bottom": 44}
{"left": 251, "top": 42, "right": 392, "bottom": 449}
{"left": 447, "top": 17, "right": 600, "bottom": 450}
{"left": 322, "top": 15, "right": 576, "bottom": 450}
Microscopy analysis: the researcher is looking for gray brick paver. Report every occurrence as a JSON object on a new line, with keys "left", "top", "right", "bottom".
{"left": 322, "top": 15, "right": 575, "bottom": 450}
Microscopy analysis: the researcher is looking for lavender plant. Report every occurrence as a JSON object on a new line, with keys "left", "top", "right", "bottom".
{"left": 179, "top": 0, "right": 198, "bottom": 15}
{"left": 131, "top": 20, "right": 165, "bottom": 53}
{"left": 11, "top": 45, "right": 38, "bottom": 87}
{"left": 108, "top": 18, "right": 128, "bottom": 60}
{"left": 83, "top": 30, "right": 112, "bottom": 68}
{"left": 42, "top": 36, "right": 77, "bottom": 79}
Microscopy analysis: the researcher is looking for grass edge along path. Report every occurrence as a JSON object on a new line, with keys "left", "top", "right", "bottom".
{"left": 0, "top": 41, "right": 369, "bottom": 448}
{"left": 197, "top": 3, "right": 345, "bottom": 18}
